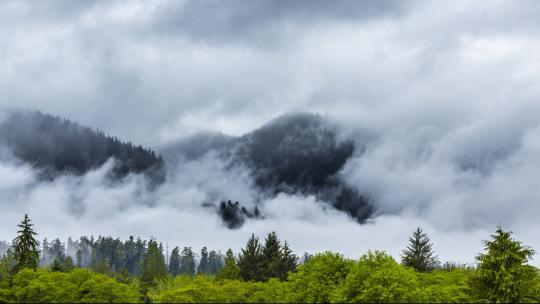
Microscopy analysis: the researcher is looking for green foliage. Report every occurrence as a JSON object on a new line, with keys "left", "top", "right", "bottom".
{"left": 216, "top": 249, "right": 241, "bottom": 281}
{"left": 470, "top": 226, "right": 539, "bottom": 303}
{"left": 13, "top": 214, "right": 40, "bottom": 272}
{"left": 420, "top": 268, "right": 473, "bottom": 303}
{"left": 402, "top": 227, "right": 439, "bottom": 272}
{"left": 50, "top": 259, "right": 64, "bottom": 272}
{"left": 63, "top": 256, "right": 75, "bottom": 272}
{"left": 238, "top": 233, "right": 264, "bottom": 281}
{"left": 3, "top": 268, "right": 139, "bottom": 303}
{"left": 238, "top": 232, "right": 297, "bottom": 282}
{"left": 140, "top": 240, "right": 167, "bottom": 292}
{"left": 332, "top": 251, "right": 425, "bottom": 303}
{"left": 156, "top": 275, "right": 287, "bottom": 303}
{"left": 286, "top": 252, "right": 353, "bottom": 303}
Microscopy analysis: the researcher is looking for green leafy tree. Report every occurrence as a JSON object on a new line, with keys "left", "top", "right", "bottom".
{"left": 286, "top": 252, "right": 353, "bottom": 303}
{"left": 197, "top": 247, "right": 209, "bottom": 274}
{"left": 401, "top": 227, "right": 440, "bottom": 272}
{"left": 140, "top": 240, "right": 167, "bottom": 301}
{"left": 470, "top": 226, "right": 538, "bottom": 303}
{"left": 216, "top": 249, "right": 241, "bottom": 281}
{"left": 332, "top": 251, "right": 426, "bottom": 303}
{"left": 12, "top": 214, "right": 40, "bottom": 272}
{"left": 168, "top": 246, "right": 181, "bottom": 276}
{"left": 238, "top": 233, "right": 264, "bottom": 281}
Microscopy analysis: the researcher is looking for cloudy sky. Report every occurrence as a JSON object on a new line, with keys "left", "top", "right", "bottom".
{"left": 1, "top": 0, "right": 540, "bottom": 264}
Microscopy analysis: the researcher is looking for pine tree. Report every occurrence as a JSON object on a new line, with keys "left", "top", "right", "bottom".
{"left": 140, "top": 240, "right": 167, "bottom": 302}
{"left": 63, "top": 256, "right": 75, "bottom": 271}
{"left": 168, "top": 246, "right": 181, "bottom": 276}
{"left": 179, "top": 247, "right": 196, "bottom": 275}
{"left": 261, "top": 231, "right": 282, "bottom": 280}
{"left": 238, "top": 233, "right": 263, "bottom": 281}
{"left": 401, "top": 227, "right": 439, "bottom": 272}
{"left": 470, "top": 226, "right": 537, "bottom": 303}
{"left": 13, "top": 214, "right": 40, "bottom": 271}
{"left": 278, "top": 241, "right": 298, "bottom": 281}
{"left": 216, "top": 249, "right": 240, "bottom": 280}
{"left": 197, "top": 246, "right": 209, "bottom": 274}
{"left": 208, "top": 250, "right": 223, "bottom": 274}
{"left": 49, "top": 259, "right": 64, "bottom": 272}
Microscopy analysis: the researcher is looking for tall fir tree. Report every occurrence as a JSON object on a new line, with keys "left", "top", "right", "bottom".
{"left": 278, "top": 241, "right": 298, "bottom": 281}
{"left": 168, "top": 246, "right": 181, "bottom": 276}
{"left": 197, "top": 246, "right": 209, "bottom": 274}
{"left": 470, "top": 226, "right": 537, "bottom": 303}
{"left": 12, "top": 214, "right": 40, "bottom": 271}
{"left": 216, "top": 249, "right": 240, "bottom": 280}
{"left": 208, "top": 250, "right": 223, "bottom": 274}
{"left": 238, "top": 233, "right": 263, "bottom": 281}
{"left": 140, "top": 239, "right": 168, "bottom": 301}
{"left": 261, "top": 231, "right": 282, "bottom": 280}
{"left": 401, "top": 227, "right": 439, "bottom": 272}
{"left": 179, "top": 247, "right": 196, "bottom": 276}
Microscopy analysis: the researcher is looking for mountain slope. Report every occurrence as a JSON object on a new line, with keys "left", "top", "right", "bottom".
{"left": 163, "top": 113, "right": 373, "bottom": 224}
{"left": 0, "top": 110, "right": 165, "bottom": 183}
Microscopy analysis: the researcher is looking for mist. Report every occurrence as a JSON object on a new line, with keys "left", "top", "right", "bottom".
{"left": 1, "top": 0, "right": 540, "bottom": 266}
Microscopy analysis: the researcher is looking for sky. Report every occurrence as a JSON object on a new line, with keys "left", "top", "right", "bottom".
{"left": 1, "top": 0, "right": 540, "bottom": 264}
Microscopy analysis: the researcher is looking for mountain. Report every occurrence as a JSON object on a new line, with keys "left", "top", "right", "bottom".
{"left": 162, "top": 113, "right": 373, "bottom": 225}
{"left": 0, "top": 110, "right": 165, "bottom": 183}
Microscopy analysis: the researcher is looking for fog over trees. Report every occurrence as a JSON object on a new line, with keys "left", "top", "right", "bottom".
{"left": 0, "top": 110, "right": 373, "bottom": 229}
{"left": 0, "top": 110, "right": 165, "bottom": 184}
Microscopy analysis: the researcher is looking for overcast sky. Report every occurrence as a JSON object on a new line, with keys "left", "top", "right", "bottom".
{"left": 2, "top": 0, "right": 540, "bottom": 264}
{"left": 1, "top": 0, "right": 538, "bottom": 146}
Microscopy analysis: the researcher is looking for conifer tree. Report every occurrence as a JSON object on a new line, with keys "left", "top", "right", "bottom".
{"left": 216, "top": 249, "right": 240, "bottom": 280}
{"left": 470, "top": 226, "right": 537, "bottom": 303}
{"left": 262, "top": 231, "right": 282, "bottom": 280}
{"left": 49, "top": 259, "right": 64, "bottom": 272}
{"left": 401, "top": 227, "right": 439, "bottom": 272}
{"left": 13, "top": 214, "right": 40, "bottom": 271}
{"left": 168, "top": 246, "right": 180, "bottom": 276}
{"left": 278, "top": 241, "right": 298, "bottom": 280}
{"left": 140, "top": 239, "right": 167, "bottom": 301}
{"left": 238, "top": 233, "right": 263, "bottom": 281}
{"left": 63, "top": 256, "right": 75, "bottom": 271}
{"left": 197, "top": 246, "right": 209, "bottom": 274}
{"left": 208, "top": 250, "right": 223, "bottom": 274}
{"left": 179, "top": 247, "right": 196, "bottom": 276}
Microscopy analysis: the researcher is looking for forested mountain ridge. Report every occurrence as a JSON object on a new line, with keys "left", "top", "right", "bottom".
{"left": 163, "top": 113, "right": 373, "bottom": 224}
{"left": 0, "top": 110, "right": 165, "bottom": 183}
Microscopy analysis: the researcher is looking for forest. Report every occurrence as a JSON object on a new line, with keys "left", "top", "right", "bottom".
{"left": 0, "top": 110, "right": 165, "bottom": 184}
{"left": 1, "top": 215, "right": 540, "bottom": 303}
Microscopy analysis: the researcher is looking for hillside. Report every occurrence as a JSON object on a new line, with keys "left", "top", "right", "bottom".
{"left": 0, "top": 110, "right": 165, "bottom": 183}
{"left": 163, "top": 113, "right": 373, "bottom": 225}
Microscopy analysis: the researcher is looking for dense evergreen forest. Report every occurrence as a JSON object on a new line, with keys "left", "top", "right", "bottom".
{"left": 0, "top": 110, "right": 165, "bottom": 184}
{"left": 2, "top": 215, "right": 540, "bottom": 303}
{"left": 163, "top": 113, "right": 373, "bottom": 226}
{"left": 0, "top": 110, "right": 372, "bottom": 229}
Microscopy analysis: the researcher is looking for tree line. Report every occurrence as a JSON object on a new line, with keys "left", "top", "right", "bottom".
{"left": 0, "top": 110, "right": 165, "bottom": 184}
{"left": 1, "top": 214, "right": 540, "bottom": 303}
